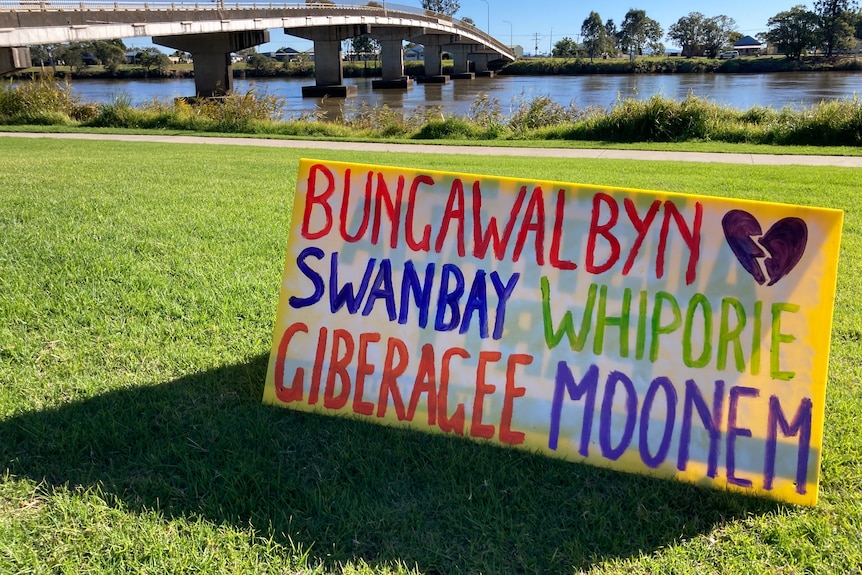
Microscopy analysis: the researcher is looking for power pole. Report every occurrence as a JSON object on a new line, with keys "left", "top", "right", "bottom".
{"left": 533, "top": 33, "right": 541, "bottom": 56}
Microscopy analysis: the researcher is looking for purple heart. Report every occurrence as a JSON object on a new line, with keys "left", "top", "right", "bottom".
{"left": 722, "top": 210, "right": 808, "bottom": 286}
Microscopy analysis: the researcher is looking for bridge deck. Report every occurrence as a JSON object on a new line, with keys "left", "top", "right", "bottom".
{"left": 0, "top": 0, "right": 514, "bottom": 60}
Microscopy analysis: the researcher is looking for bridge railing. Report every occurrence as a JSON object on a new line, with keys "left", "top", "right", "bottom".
{"left": 0, "top": 0, "right": 427, "bottom": 15}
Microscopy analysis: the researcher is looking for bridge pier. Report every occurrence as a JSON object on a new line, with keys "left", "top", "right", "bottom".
{"left": 471, "top": 53, "right": 496, "bottom": 77}
{"left": 447, "top": 44, "right": 477, "bottom": 79}
{"left": 370, "top": 28, "right": 421, "bottom": 90}
{"left": 154, "top": 30, "right": 269, "bottom": 97}
{"left": 372, "top": 39, "right": 412, "bottom": 89}
{"left": 413, "top": 34, "right": 459, "bottom": 84}
{"left": 286, "top": 25, "right": 370, "bottom": 97}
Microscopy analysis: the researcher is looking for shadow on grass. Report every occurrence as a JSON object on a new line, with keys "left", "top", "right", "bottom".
{"left": 1, "top": 353, "right": 777, "bottom": 573}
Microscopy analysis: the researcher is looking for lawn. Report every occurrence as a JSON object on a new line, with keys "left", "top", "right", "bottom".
{"left": 0, "top": 136, "right": 859, "bottom": 574}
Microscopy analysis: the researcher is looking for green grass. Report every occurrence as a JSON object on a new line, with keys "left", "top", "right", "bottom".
{"left": 3, "top": 124, "right": 862, "bottom": 158}
{"left": 0, "top": 137, "right": 860, "bottom": 574}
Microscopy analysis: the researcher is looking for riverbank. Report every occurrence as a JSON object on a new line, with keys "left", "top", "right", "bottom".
{"left": 12, "top": 54, "right": 862, "bottom": 81}
{"left": 3, "top": 76, "right": 862, "bottom": 146}
{"left": 500, "top": 55, "right": 862, "bottom": 75}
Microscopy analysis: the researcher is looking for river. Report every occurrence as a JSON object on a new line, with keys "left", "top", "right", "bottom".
{"left": 65, "top": 71, "right": 862, "bottom": 118}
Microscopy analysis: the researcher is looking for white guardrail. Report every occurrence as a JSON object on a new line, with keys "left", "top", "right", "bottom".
{"left": 1, "top": 0, "right": 436, "bottom": 19}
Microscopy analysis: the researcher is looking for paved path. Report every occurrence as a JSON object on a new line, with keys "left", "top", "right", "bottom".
{"left": 3, "top": 131, "right": 862, "bottom": 167}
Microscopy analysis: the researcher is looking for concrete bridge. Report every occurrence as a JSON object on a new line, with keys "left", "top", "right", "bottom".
{"left": 0, "top": 0, "right": 515, "bottom": 97}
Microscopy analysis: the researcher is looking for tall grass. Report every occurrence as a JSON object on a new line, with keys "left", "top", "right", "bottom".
{"left": 3, "top": 75, "right": 862, "bottom": 145}
{"left": 546, "top": 93, "right": 721, "bottom": 142}
{"left": 0, "top": 75, "right": 94, "bottom": 125}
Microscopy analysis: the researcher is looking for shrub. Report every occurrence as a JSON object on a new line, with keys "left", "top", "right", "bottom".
{"left": 508, "top": 94, "right": 582, "bottom": 133}
{"left": 342, "top": 100, "right": 402, "bottom": 132}
{"left": 413, "top": 117, "right": 478, "bottom": 139}
{"left": 466, "top": 94, "right": 503, "bottom": 127}
{"left": 0, "top": 76, "right": 79, "bottom": 125}
{"left": 88, "top": 93, "right": 143, "bottom": 128}
{"left": 196, "top": 90, "right": 284, "bottom": 131}
{"left": 246, "top": 54, "right": 280, "bottom": 76}
{"left": 776, "top": 97, "right": 862, "bottom": 145}
{"left": 284, "top": 61, "right": 315, "bottom": 76}
{"left": 580, "top": 94, "right": 721, "bottom": 142}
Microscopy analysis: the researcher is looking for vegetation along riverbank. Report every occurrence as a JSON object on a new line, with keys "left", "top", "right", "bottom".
{"left": 10, "top": 54, "right": 862, "bottom": 81}
{"left": 3, "top": 75, "right": 862, "bottom": 146}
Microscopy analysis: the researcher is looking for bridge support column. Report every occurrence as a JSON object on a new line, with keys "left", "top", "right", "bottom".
{"left": 369, "top": 28, "right": 423, "bottom": 90}
{"left": 310, "top": 38, "right": 346, "bottom": 93}
{"left": 372, "top": 39, "right": 412, "bottom": 89}
{"left": 285, "top": 25, "right": 370, "bottom": 97}
{"left": 471, "top": 53, "right": 496, "bottom": 77}
{"left": 412, "top": 34, "right": 459, "bottom": 84}
{"left": 447, "top": 45, "right": 476, "bottom": 79}
{"left": 421, "top": 44, "right": 444, "bottom": 82}
{"left": 0, "top": 47, "right": 30, "bottom": 76}
{"left": 154, "top": 31, "right": 269, "bottom": 97}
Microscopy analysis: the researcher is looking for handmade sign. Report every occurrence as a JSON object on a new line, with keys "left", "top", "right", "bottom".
{"left": 264, "top": 158, "right": 843, "bottom": 506}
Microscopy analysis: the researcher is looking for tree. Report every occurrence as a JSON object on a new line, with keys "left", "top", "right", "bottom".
{"left": 763, "top": 5, "right": 819, "bottom": 60}
{"left": 702, "top": 15, "right": 738, "bottom": 57}
{"left": 350, "top": 35, "right": 380, "bottom": 60}
{"left": 29, "top": 45, "right": 51, "bottom": 68}
{"left": 34, "top": 44, "right": 60, "bottom": 73}
{"left": 668, "top": 13, "right": 738, "bottom": 57}
{"left": 91, "top": 40, "right": 127, "bottom": 73}
{"left": 461, "top": 16, "right": 475, "bottom": 26}
{"left": 136, "top": 48, "right": 171, "bottom": 75}
{"left": 581, "top": 11, "right": 609, "bottom": 61}
{"left": 814, "top": 0, "right": 858, "bottom": 56}
{"left": 620, "top": 9, "right": 664, "bottom": 58}
{"left": 667, "top": 12, "right": 707, "bottom": 57}
{"left": 605, "top": 19, "right": 620, "bottom": 55}
{"left": 551, "top": 37, "right": 579, "bottom": 58}
{"left": 246, "top": 53, "right": 279, "bottom": 74}
{"left": 53, "top": 43, "right": 87, "bottom": 72}
{"left": 421, "top": 0, "right": 459, "bottom": 16}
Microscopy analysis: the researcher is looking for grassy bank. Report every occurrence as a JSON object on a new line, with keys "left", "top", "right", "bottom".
{"left": 1, "top": 136, "right": 860, "bottom": 574}
{"left": 3, "top": 76, "right": 862, "bottom": 146}
{"left": 501, "top": 55, "right": 862, "bottom": 75}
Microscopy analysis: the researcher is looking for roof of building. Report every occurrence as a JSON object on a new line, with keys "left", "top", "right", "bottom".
{"left": 734, "top": 35, "right": 762, "bottom": 48}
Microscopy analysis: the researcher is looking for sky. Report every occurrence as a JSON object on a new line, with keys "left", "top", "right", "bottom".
{"left": 127, "top": 0, "right": 805, "bottom": 54}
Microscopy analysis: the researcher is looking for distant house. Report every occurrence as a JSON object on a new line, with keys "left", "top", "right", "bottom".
{"left": 263, "top": 47, "right": 313, "bottom": 62}
{"left": 733, "top": 35, "right": 763, "bottom": 56}
{"left": 404, "top": 45, "right": 423, "bottom": 61}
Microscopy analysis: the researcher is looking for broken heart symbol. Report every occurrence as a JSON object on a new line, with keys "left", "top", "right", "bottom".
{"left": 721, "top": 209, "right": 808, "bottom": 286}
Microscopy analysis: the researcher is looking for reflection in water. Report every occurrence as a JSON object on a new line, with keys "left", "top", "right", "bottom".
{"left": 66, "top": 72, "right": 862, "bottom": 119}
